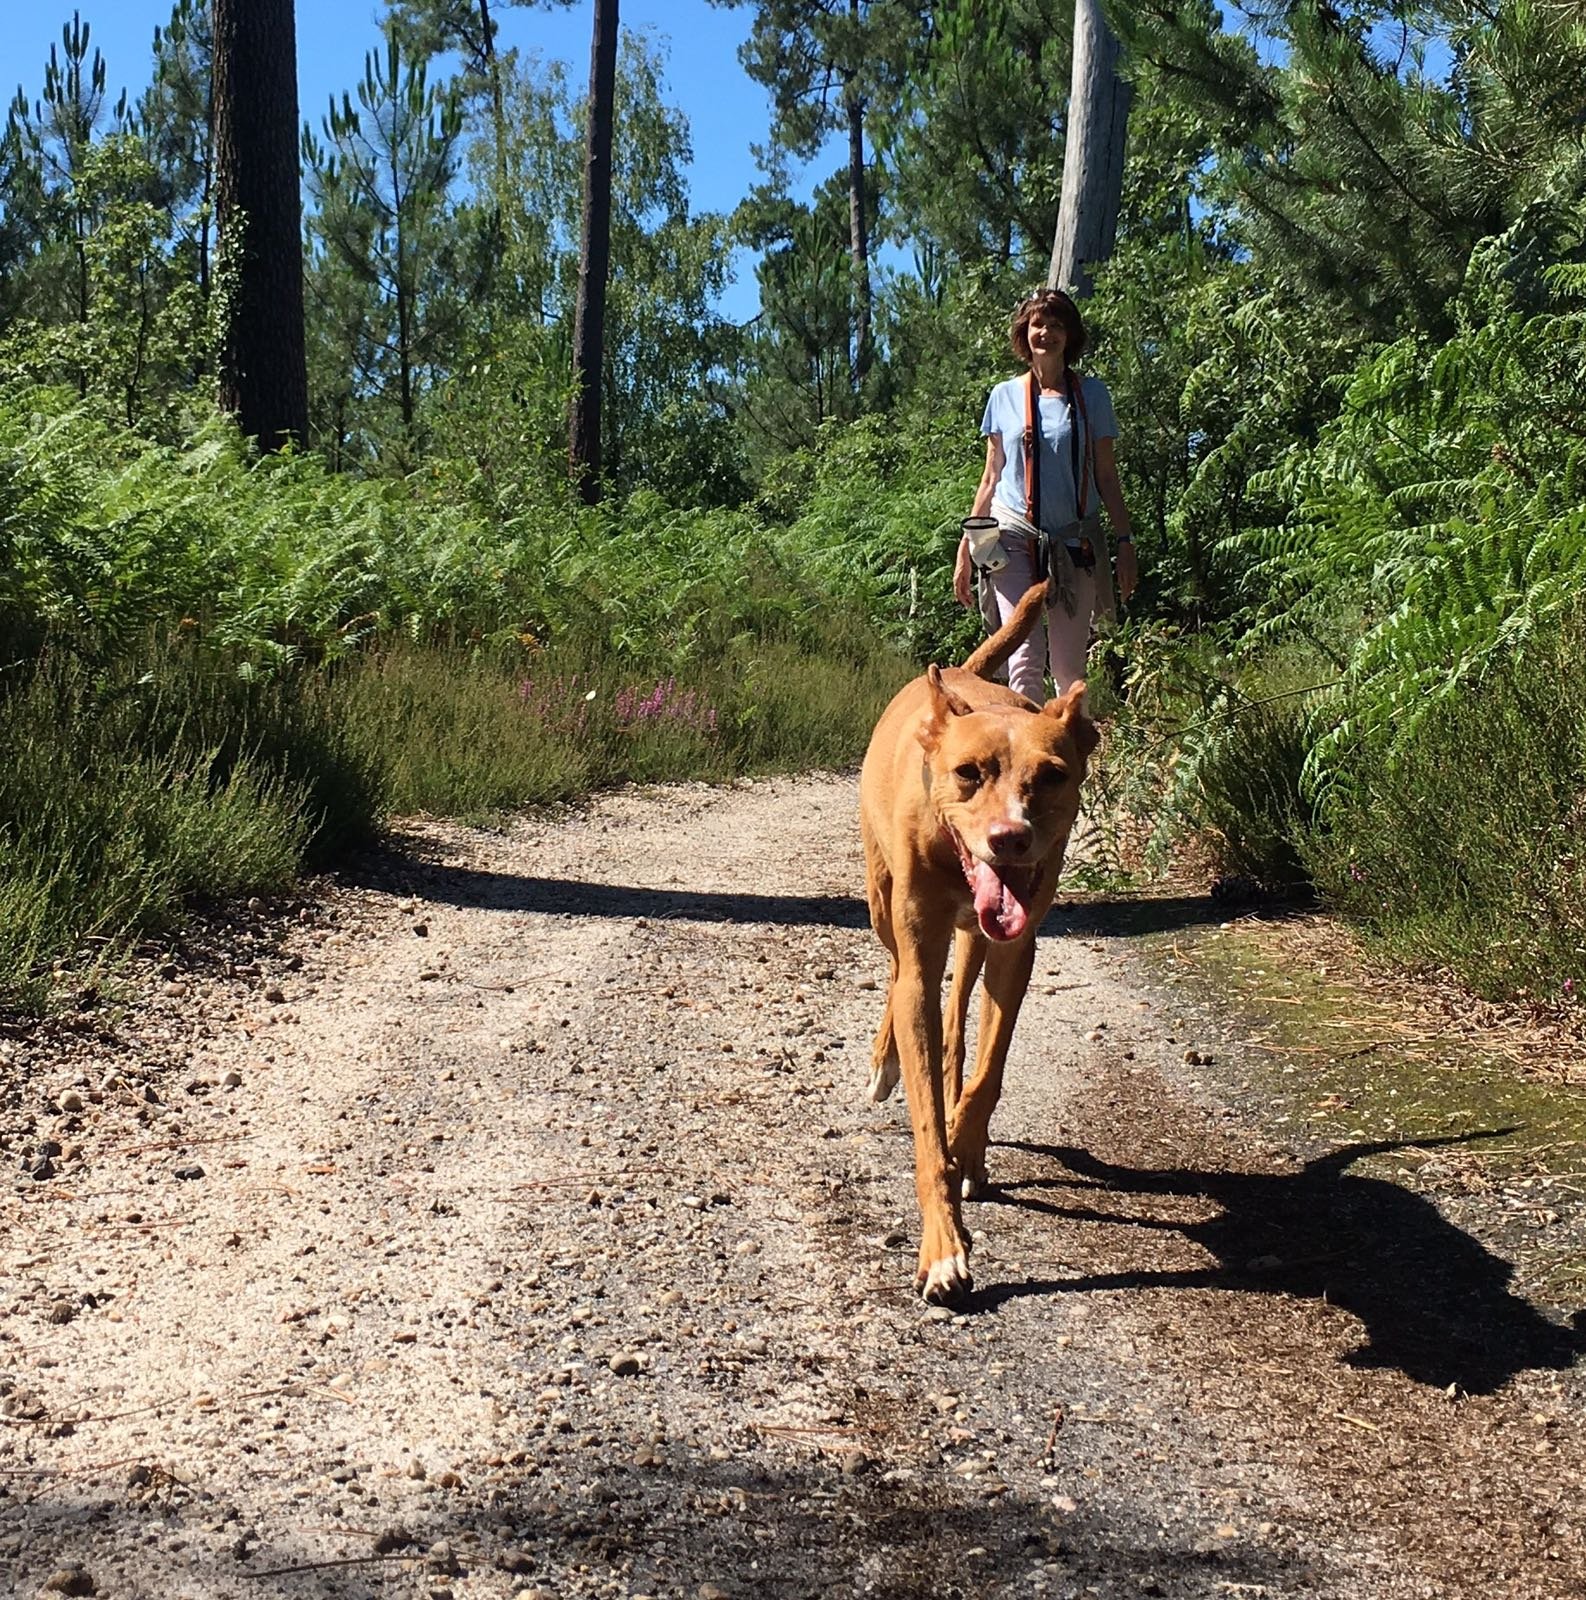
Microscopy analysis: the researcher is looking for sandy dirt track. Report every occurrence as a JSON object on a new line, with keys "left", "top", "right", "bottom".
{"left": 4, "top": 773, "right": 1584, "bottom": 1600}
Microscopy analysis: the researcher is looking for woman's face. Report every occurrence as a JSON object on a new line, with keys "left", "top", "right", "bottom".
{"left": 1025, "top": 306, "right": 1068, "bottom": 361}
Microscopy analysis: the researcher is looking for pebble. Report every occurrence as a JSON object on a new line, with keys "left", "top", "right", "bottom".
{"left": 173, "top": 1164, "right": 205, "bottom": 1181}
{"left": 426, "top": 1539, "right": 460, "bottom": 1575}
{"left": 47, "top": 1300, "right": 76, "bottom": 1325}
{"left": 56, "top": 1090, "right": 85, "bottom": 1114}
{"left": 41, "top": 1569, "right": 95, "bottom": 1597}
{"left": 221, "top": 1070, "right": 243, "bottom": 1089}
{"left": 263, "top": 985, "right": 286, "bottom": 1004}
{"left": 609, "top": 1353, "right": 643, "bottom": 1377}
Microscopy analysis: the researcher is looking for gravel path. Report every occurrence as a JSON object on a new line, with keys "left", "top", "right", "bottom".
{"left": 4, "top": 774, "right": 1583, "bottom": 1600}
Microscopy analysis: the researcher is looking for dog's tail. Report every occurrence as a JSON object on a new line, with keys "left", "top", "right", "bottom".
{"left": 961, "top": 581, "right": 1047, "bottom": 679}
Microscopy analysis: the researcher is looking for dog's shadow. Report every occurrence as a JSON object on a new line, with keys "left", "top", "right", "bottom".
{"left": 971, "top": 1133, "right": 1586, "bottom": 1394}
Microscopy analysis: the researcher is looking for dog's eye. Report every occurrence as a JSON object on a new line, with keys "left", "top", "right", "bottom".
{"left": 954, "top": 763, "right": 980, "bottom": 786}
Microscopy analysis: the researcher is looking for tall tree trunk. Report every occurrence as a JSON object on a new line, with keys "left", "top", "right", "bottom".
{"left": 212, "top": 0, "right": 309, "bottom": 451}
{"left": 845, "top": 76, "right": 871, "bottom": 393}
{"left": 478, "top": 0, "right": 509, "bottom": 203}
{"left": 1047, "top": 0, "right": 1131, "bottom": 297}
{"left": 844, "top": 0, "right": 871, "bottom": 393}
{"left": 568, "top": 0, "right": 618, "bottom": 506}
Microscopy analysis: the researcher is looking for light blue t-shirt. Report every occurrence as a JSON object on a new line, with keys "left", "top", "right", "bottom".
{"left": 981, "top": 372, "right": 1117, "bottom": 535}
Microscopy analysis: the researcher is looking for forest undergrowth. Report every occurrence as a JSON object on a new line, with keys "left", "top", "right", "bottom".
{"left": 4, "top": 0, "right": 1586, "bottom": 1021}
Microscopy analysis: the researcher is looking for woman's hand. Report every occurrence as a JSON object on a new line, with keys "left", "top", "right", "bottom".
{"left": 1115, "top": 539, "right": 1138, "bottom": 605}
{"left": 953, "top": 536, "right": 975, "bottom": 609}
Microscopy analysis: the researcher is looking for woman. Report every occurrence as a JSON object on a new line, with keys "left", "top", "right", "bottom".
{"left": 953, "top": 287, "right": 1137, "bottom": 701}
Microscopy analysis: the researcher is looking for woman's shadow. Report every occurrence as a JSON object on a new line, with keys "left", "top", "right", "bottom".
{"left": 975, "top": 1133, "right": 1586, "bottom": 1394}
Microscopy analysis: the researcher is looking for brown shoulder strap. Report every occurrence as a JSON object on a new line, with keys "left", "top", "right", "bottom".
{"left": 1023, "top": 371, "right": 1041, "bottom": 531}
{"left": 1067, "top": 368, "right": 1093, "bottom": 519}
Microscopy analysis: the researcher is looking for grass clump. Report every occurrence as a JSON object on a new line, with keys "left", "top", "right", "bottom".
{"left": 0, "top": 644, "right": 380, "bottom": 1010}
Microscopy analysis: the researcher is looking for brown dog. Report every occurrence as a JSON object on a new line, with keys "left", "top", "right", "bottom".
{"left": 858, "top": 583, "right": 1097, "bottom": 1303}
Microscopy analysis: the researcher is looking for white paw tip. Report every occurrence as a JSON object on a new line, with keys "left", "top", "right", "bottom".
{"left": 921, "top": 1254, "right": 973, "bottom": 1304}
{"left": 867, "top": 1062, "right": 900, "bottom": 1103}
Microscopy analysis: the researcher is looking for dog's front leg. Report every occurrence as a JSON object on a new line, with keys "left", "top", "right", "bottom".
{"left": 943, "top": 927, "right": 986, "bottom": 1116}
{"left": 949, "top": 935, "right": 1038, "bottom": 1198}
{"left": 891, "top": 911, "right": 972, "bottom": 1304}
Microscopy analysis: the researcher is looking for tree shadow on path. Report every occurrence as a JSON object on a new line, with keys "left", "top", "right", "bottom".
{"left": 345, "top": 848, "right": 1236, "bottom": 938}
{"left": 974, "top": 1134, "right": 1586, "bottom": 1395}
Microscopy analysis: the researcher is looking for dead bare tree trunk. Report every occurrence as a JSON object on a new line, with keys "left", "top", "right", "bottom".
{"left": 568, "top": 0, "right": 618, "bottom": 506}
{"left": 1047, "top": 0, "right": 1131, "bottom": 297}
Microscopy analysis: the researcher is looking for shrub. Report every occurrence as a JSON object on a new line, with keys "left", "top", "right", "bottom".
{"left": 0, "top": 643, "right": 379, "bottom": 1010}
{"left": 1303, "top": 616, "right": 1586, "bottom": 999}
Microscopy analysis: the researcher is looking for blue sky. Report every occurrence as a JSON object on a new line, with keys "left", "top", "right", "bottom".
{"left": 0, "top": 1, "right": 816, "bottom": 320}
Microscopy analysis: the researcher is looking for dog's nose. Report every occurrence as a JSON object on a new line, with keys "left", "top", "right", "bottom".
{"left": 986, "top": 822, "right": 1032, "bottom": 859}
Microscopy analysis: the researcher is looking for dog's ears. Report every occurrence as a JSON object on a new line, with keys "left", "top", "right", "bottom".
{"left": 1042, "top": 680, "right": 1099, "bottom": 756}
{"left": 918, "top": 664, "right": 974, "bottom": 752}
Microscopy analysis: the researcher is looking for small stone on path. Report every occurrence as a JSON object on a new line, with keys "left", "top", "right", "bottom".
{"left": 41, "top": 1568, "right": 95, "bottom": 1597}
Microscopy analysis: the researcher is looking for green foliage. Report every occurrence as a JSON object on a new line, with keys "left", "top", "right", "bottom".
{"left": 1235, "top": 189, "right": 1586, "bottom": 807}
{"left": 762, "top": 410, "right": 985, "bottom": 665}
{"left": 1302, "top": 614, "right": 1586, "bottom": 999}
{"left": 874, "top": 0, "right": 1070, "bottom": 269}
{"left": 0, "top": 382, "right": 910, "bottom": 1011}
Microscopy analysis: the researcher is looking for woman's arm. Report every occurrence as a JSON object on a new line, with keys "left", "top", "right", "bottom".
{"left": 1092, "top": 436, "right": 1138, "bottom": 604}
{"left": 972, "top": 435, "right": 1004, "bottom": 518}
{"left": 956, "top": 436, "right": 1006, "bottom": 608}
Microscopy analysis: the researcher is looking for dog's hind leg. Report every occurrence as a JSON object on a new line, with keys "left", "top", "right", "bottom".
{"left": 863, "top": 835, "right": 902, "bottom": 1103}
{"left": 943, "top": 928, "right": 985, "bottom": 1116}
{"left": 949, "top": 935, "right": 1038, "bottom": 1198}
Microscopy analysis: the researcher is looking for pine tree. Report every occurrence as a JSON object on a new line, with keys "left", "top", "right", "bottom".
{"left": 139, "top": 0, "right": 213, "bottom": 309}
{"left": 303, "top": 27, "right": 477, "bottom": 461}
{"left": 874, "top": 0, "right": 1070, "bottom": 271}
{"left": 712, "top": 0, "right": 916, "bottom": 396}
{"left": 6, "top": 14, "right": 128, "bottom": 356}
{"left": 213, "top": 0, "right": 309, "bottom": 449}
{"left": 568, "top": 0, "right": 618, "bottom": 504}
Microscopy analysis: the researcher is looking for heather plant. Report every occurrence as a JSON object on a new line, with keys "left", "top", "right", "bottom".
{"left": 0, "top": 640, "right": 380, "bottom": 1011}
{"left": 614, "top": 678, "right": 719, "bottom": 738}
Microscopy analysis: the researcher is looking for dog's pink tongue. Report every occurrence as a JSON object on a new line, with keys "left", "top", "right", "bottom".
{"left": 972, "top": 862, "right": 1029, "bottom": 942}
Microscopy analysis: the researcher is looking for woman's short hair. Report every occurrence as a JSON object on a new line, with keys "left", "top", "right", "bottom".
{"left": 1011, "top": 288, "right": 1087, "bottom": 365}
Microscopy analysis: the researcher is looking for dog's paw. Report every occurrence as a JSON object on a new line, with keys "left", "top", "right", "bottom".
{"left": 949, "top": 1131, "right": 988, "bottom": 1199}
{"left": 917, "top": 1251, "right": 973, "bottom": 1306}
{"left": 867, "top": 1057, "right": 900, "bottom": 1103}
